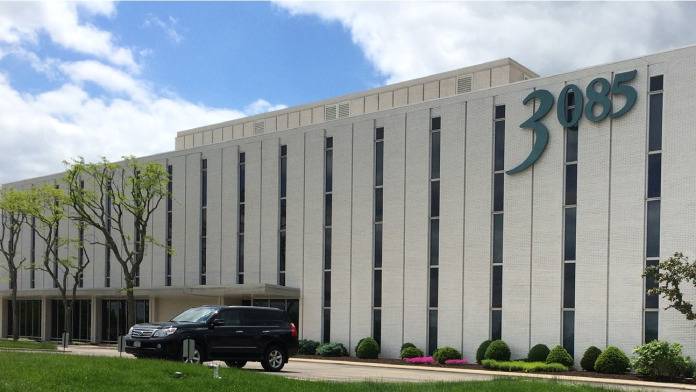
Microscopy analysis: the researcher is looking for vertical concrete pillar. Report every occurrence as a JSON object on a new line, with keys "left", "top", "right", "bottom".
{"left": 41, "top": 297, "right": 49, "bottom": 341}
{"left": 91, "top": 296, "right": 99, "bottom": 343}
{"left": 149, "top": 296, "right": 157, "bottom": 322}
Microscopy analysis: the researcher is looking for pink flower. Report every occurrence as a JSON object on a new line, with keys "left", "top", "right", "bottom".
{"left": 404, "top": 356, "right": 435, "bottom": 364}
{"left": 444, "top": 359, "right": 469, "bottom": 365}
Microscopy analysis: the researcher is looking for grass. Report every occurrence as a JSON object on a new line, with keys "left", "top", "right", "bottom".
{"left": 481, "top": 359, "right": 568, "bottom": 373}
{"left": 0, "top": 352, "right": 619, "bottom": 392}
{"left": 0, "top": 339, "right": 57, "bottom": 350}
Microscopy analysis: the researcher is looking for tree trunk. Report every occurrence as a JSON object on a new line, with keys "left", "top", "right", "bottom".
{"left": 62, "top": 297, "right": 71, "bottom": 345}
{"left": 126, "top": 280, "right": 136, "bottom": 330}
{"left": 10, "top": 273, "right": 18, "bottom": 341}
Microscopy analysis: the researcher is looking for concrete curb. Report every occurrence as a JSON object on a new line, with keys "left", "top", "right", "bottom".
{"left": 290, "top": 358, "right": 696, "bottom": 391}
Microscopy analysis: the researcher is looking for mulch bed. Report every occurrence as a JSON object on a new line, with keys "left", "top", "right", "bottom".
{"left": 295, "top": 355, "right": 696, "bottom": 385}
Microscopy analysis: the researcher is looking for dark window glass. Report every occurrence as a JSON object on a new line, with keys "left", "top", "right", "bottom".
{"left": 494, "top": 120, "right": 505, "bottom": 171}
{"left": 279, "top": 272, "right": 285, "bottom": 286}
{"left": 373, "top": 269, "right": 382, "bottom": 308}
{"left": 201, "top": 210, "right": 207, "bottom": 237}
{"left": 324, "top": 228, "right": 332, "bottom": 269}
{"left": 649, "top": 93, "right": 663, "bottom": 152}
{"left": 239, "top": 152, "right": 245, "bottom": 163}
{"left": 565, "top": 164, "right": 577, "bottom": 206}
{"left": 376, "top": 127, "right": 384, "bottom": 141}
{"left": 644, "top": 311, "right": 658, "bottom": 343}
{"left": 238, "top": 234, "right": 244, "bottom": 273}
{"left": 429, "top": 219, "right": 439, "bottom": 266}
{"left": 428, "top": 309, "right": 438, "bottom": 355}
{"left": 429, "top": 267, "right": 438, "bottom": 308}
{"left": 322, "top": 309, "right": 331, "bottom": 343}
{"left": 239, "top": 165, "right": 245, "bottom": 203}
{"left": 325, "top": 150, "right": 333, "bottom": 193}
{"left": 567, "top": 91, "right": 576, "bottom": 108}
{"left": 239, "top": 204, "right": 245, "bottom": 233}
{"left": 646, "top": 200, "right": 661, "bottom": 258}
{"left": 564, "top": 207, "right": 577, "bottom": 261}
{"left": 326, "top": 137, "right": 333, "bottom": 149}
{"left": 563, "top": 263, "right": 576, "bottom": 309}
{"left": 280, "top": 199, "right": 287, "bottom": 229}
{"left": 494, "top": 173, "right": 504, "bottom": 212}
{"left": 220, "top": 309, "right": 243, "bottom": 326}
{"left": 375, "top": 188, "right": 383, "bottom": 222}
{"left": 566, "top": 127, "right": 578, "bottom": 163}
{"left": 373, "top": 309, "right": 381, "bottom": 346}
{"left": 645, "top": 259, "right": 659, "bottom": 309}
{"left": 430, "top": 131, "right": 440, "bottom": 179}
{"left": 493, "top": 214, "right": 504, "bottom": 264}
{"left": 375, "top": 142, "right": 384, "bottom": 187}
{"left": 492, "top": 265, "right": 503, "bottom": 308}
{"left": 374, "top": 223, "right": 383, "bottom": 268}
{"left": 323, "top": 270, "right": 331, "bottom": 308}
{"left": 280, "top": 144, "right": 287, "bottom": 156}
{"left": 279, "top": 231, "right": 286, "bottom": 270}
{"left": 650, "top": 75, "right": 663, "bottom": 92}
{"left": 431, "top": 117, "right": 441, "bottom": 131}
{"left": 430, "top": 181, "right": 439, "bottom": 217}
{"left": 325, "top": 194, "right": 332, "bottom": 226}
{"left": 280, "top": 157, "right": 287, "bottom": 198}
{"left": 647, "top": 154, "right": 661, "bottom": 199}
{"left": 495, "top": 105, "right": 505, "bottom": 120}
{"left": 491, "top": 309, "right": 502, "bottom": 340}
{"left": 238, "top": 273, "right": 244, "bottom": 284}
{"left": 562, "top": 310, "right": 575, "bottom": 357}
{"left": 201, "top": 160, "right": 207, "bottom": 206}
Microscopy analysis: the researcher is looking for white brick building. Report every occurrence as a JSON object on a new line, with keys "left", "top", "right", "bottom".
{"left": 2, "top": 45, "right": 695, "bottom": 362}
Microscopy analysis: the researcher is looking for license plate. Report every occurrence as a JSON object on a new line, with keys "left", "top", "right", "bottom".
{"left": 134, "top": 341, "right": 141, "bottom": 348}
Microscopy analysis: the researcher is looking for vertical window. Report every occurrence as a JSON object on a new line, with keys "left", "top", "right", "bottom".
{"left": 52, "top": 185, "right": 59, "bottom": 288}
{"left": 427, "top": 115, "right": 440, "bottom": 354}
{"left": 562, "top": 88, "right": 578, "bottom": 356}
{"left": 105, "top": 180, "right": 112, "bottom": 288}
{"left": 322, "top": 136, "right": 333, "bottom": 343}
{"left": 238, "top": 152, "right": 246, "bottom": 284}
{"left": 200, "top": 158, "right": 207, "bottom": 285}
{"left": 30, "top": 217, "right": 36, "bottom": 289}
{"left": 279, "top": 144, "right": 287, "bottom": 286}
{"left": 77, "top": 180, "right": 85, "bottom": 288}
{"left": 644, "top": 74, "right": 663, "bottom": 343}
{"left": 373, "top": 126, "right": 384, "bottom": 345}
{"left": 491, "top": 105, "right": 505, "bottom": 341}
{"left": 165, "top": 164, "right": 173, "bottom": 286}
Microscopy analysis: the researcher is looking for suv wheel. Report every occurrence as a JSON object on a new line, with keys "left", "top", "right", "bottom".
{"left": 224, "top": 360, "right": 247, "bottom": 368}
{"left": 182, "top": 344, "right": 205, "bottom": 364}
{"left": 261, "top": 345, "right": 285, "bottom": 372}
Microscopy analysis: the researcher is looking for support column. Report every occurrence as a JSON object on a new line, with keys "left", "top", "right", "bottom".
{"left": 41, "top": 297, "right": 49, "bottom": 341}
{"left": 0, "top": 297, "right": 6, "bottom": 338}
{"left": 149, "top": 296, "right": 157, "bottom": 322}
{"left": 91, "top": 296, "right": 99, "bottom": 343}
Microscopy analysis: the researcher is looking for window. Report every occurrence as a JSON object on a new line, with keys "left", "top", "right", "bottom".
{"left": 644, "top": 311, "right": 659, "bottom": 343}
{"left": 493, "top": 214, "right": 504, "bottom": 264}
{"left": 279, "top": 145, "right": 288, "bottom": 286}
{"left": 105, "top": 183, "right": 112, "bottom": 288}
{"left": 491, "top": 104, "right": 505, "bottom": 341}
{"left": 564, "top": 208, "right": 577, "bottom": 261}
{"left": 562, "top": 310, "right": 575, "bottom": 356}
{"left": 7, "top": 300, "right": 42, "bottom": 338}
{"left": 220, "top": 309, "right": 243, "bottom": 326}
{"left": 165, "top": 164, "right": 173, "bottom": 286}
{"left": 373, "top": 126, "right": 384, "bottom": 344}
{"left": 646, "top": 200, "right": 661, "bottom": 258}
{"left": 238, "top": 152, "right": 246, "bottom": 284}
{"left": 200, "top": 158, "right": 207, "bottom": 285}
{"left": 647, "top": 154, "right": 661, "bottom": 199}
{"left": 492, "top": 265, "right": 502, "bottom": 308}
{"left": 322, "top": 137, "right": 333, "bottom": 343}
{"left": 645, "top": 259, "right": 659, "bottom": 309}
{"left": 562, "top": 92, "right": 578, "bottom": 356}
{"left": 427, "top": 115, "right": 441, "bottom": 355}
{"left": 30, "top": 217, "right": 36, "bottom": 289}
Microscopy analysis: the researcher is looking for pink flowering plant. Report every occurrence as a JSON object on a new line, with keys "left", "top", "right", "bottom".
{"left": 404, "top": 356, "right": 434, "bottom": 364}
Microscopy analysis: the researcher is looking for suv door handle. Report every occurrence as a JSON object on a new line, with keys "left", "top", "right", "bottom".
{"left": 261, "top": 330, "right": 270, "bottom": 334}
{"left": 235, "top": 330, "right": 244, "bottom": 333}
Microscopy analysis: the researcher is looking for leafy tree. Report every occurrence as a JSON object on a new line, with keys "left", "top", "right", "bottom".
{"left": 0, "top": 188, "right": 30, "bottom": 340}
{"left": 64, "top": 157, "right": 169, "bottom": 328}
{"left": 644, "top": 252, "right": 696, "bottom": 321}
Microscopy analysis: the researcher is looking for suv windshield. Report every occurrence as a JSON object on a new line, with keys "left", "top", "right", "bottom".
{"left": 171, "top": 307, "right": 218, "bottom": 323}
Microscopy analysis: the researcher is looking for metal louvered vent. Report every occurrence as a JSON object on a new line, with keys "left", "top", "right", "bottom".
{"left": 338, "top": 102, "right": 350, "bottom": 118}
{"left": 456, "top": 75, "right": 473, "bottom": 94}
{"left": 254, "top": 121, "right": 265, "bottom": 134}
{"left": 325, "top": 105, "right": 337, "bottom": 121}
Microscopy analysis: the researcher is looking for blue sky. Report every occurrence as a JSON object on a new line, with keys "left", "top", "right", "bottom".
{"left": 1, "top": 1, "right": 696, "bottom": 183}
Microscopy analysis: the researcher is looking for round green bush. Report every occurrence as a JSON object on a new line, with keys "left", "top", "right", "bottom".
{"left": 476, "top": 340, "right": 492, "bottom": 364}
{"left": 684, "top": 357, "right": 696, "bottom": 379}
{"left": 316, "top": 342, "right": 348, "bottom": 357}
{"left": 400, "top": 346, "right": 424, "bottom": 359}
{"left": 484, "top": 340, "right": 511, "bottom": 361}
{"left": 546, "top": 345, "right": 574, "bottom": 368}
{"left": 580, "top": 346, "right": 602, "bottom": 371}
{"left": 633, "top": 341, "right": 688, "bottom": 379}
{"left": 355, "top": 337, "right": 380, "bottom": 359}
{"left": 298, "top": 339, "right": 320, "bottom": 355}
{"left": 594, "top": 346, "right": 630, "bottom": 374}
{"left": 401, "top": 342, "right": 416, "bottom": 351}
{"left": 433, "top": 346, "right": 462, "bottom": 364}
{"left": 527, "top": 344, "right": 550, "bottom": 362}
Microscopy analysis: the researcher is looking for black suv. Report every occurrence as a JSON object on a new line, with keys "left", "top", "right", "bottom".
{"left": 124, "top": 305, "right": 298, "bottom": 371}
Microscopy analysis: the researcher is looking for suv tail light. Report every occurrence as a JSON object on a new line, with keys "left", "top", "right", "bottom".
{"left": 290, "top": 322, "right": 297, "bottom": 337}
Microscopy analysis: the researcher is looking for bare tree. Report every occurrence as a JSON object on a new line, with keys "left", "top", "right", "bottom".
{"left": 64, "top": 157, "right": 168, "bottom": 328}
{"left": 0, "top": 187, "right": 30, "bottom": 340}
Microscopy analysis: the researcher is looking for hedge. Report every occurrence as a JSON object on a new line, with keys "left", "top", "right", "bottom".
{"left": 482, "top": 360, "right": 568, "bottom": 373}
{"left": 484, "top": 340, "right": 511, "bottom": 361}
{"left": 476, "top": 340, "right": 492, "bottom": 364}
{"left": 580, "top": 346, "right": 602, "bottom": 371}
{"left": 355, "top": 337, "right": 380, "bottom": 359}
{"left": 594, "top": 346, "right": 630, "bottom": 374}
{"left": 546, "top": 345, "right": 574, "bottom": 368}
{"left": 527, "top": 344, "right": 550, "bottom": 362}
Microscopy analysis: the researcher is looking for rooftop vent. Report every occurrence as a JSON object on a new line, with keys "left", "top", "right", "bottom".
{"left": 254, "top": 121, "right": 265, "bottom": 134}
{"left": 325, "top": 102, "right": 351, "bottom": 121}
{"left": 456, "top": 74, "right": 473, "bottom": 94}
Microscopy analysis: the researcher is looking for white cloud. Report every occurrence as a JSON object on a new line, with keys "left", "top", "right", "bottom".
{"left": 275, "top": 1, "right": 696, "bottom": 82}
{"left": 59, "top": 60, "right": 151, "bottom": 101}
{"left": 0, "top": 1, "right": 138, "bottom": 71}
{"left": 143, "top": 14, "right": 183, "bottom": 44}
{"left": 244, "top": 99, "right": 288, "bottom": 115}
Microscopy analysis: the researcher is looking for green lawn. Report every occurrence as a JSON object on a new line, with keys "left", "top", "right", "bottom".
{"left": 0, "top": 352, "right": 619, "bottom": 392}
{"left": 0, "top": 339, "right": 57, "bottom": 350}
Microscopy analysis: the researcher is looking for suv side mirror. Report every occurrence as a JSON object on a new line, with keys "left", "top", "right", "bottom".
{"left": 211, "top": 318, "right": 225, "bottom": 327}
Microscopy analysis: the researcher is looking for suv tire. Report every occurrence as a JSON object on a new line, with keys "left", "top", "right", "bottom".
{"left": 225, "top": 360, "right": 247, "bottom": 368}
{"left": 261, "top": 345, "right": 285, "bottom": 372}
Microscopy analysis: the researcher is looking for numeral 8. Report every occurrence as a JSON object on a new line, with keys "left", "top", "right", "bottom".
{"left": 584, "top": 77, "right": 612, "bottom": 122}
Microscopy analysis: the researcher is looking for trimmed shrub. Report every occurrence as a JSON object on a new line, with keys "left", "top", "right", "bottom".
{"left": 476, "top": 340, "right": 492, "bottom": 364}
{"left": 316, "top": 342, "right": 348, "bottom": 357}
{"left": 482, "top": 359, "right": 568, "bottom": 373}
{"left": 355, "top": 337, "right": 380, "bottom": 359}
{"left": 633, "top": 341, "right": 688, "bottom": 379}
{"left": 580, "top": 346, "right": 602, "bottom": 371}
{"left": 594, "top": 346, "right": 630, "bottom": 374}
{"left": 546, "top": 345, "right": 574, "bottom": 368}
{"left": 684, "top": 357, "right": 696, "bottom": 379}
{"left": 400, "top": 346, "right": 424, "bottom": 359}
{"left": 401, "top": 342, "right": 416, "bottom": 351}
{"left": 484, "top": 340, "right": 511, "bottom": 361}
{"left": 298, "top": 339, "right": 320, "bottom": 355}
{"left": 527, "top": 344, "right": 550, "bottom": 362}
{"left": 433, "top": 347, "right": 462, "bottom": 364}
